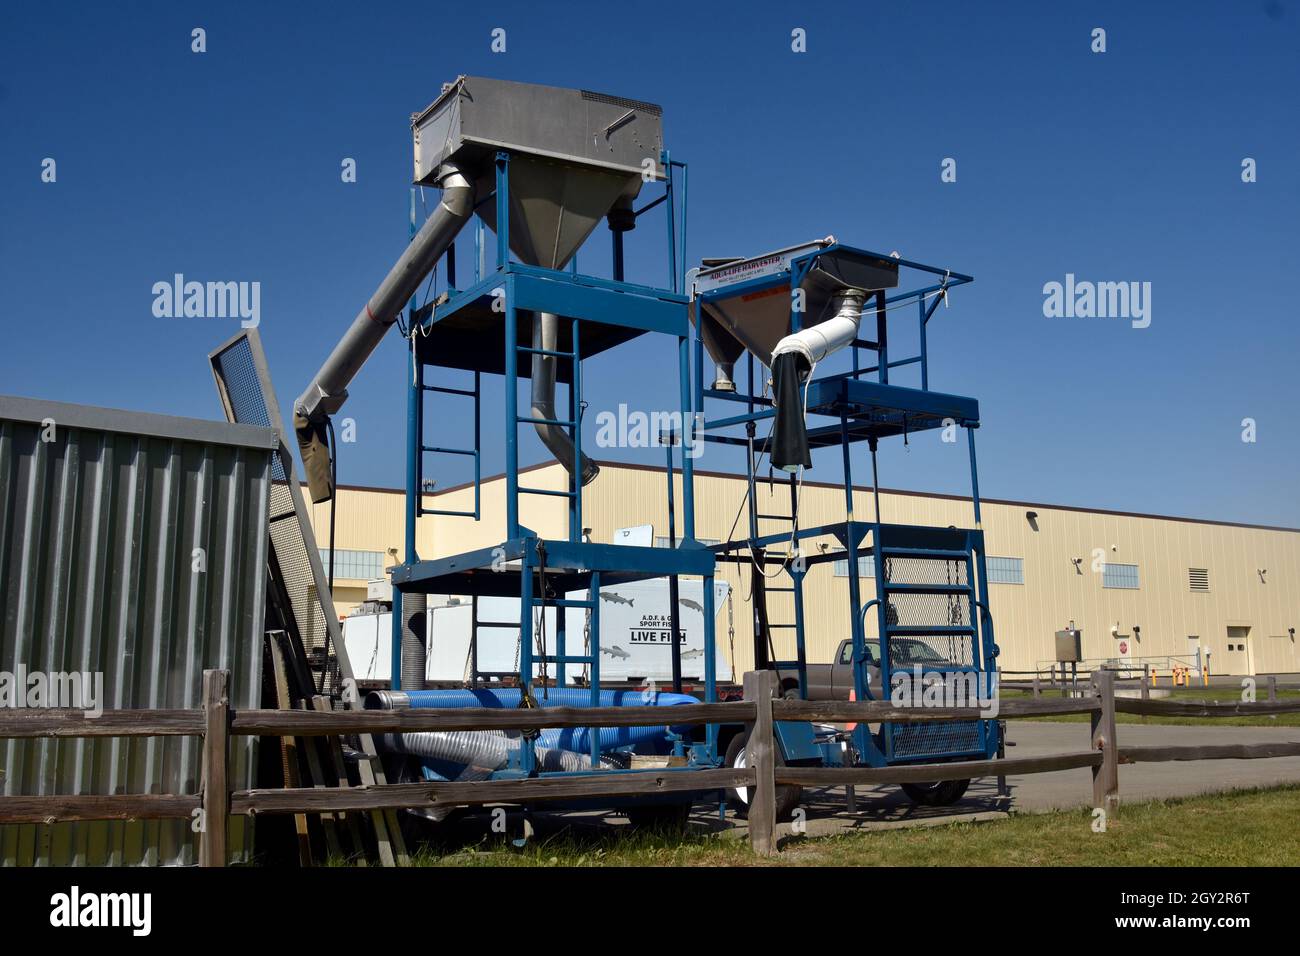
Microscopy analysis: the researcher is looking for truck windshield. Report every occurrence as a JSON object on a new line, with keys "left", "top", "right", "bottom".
{"left": 851, "top": 640, "right": 955, "bottom": 666}
{"left": 886, "top": 639, "right": 953, "bottom": 665}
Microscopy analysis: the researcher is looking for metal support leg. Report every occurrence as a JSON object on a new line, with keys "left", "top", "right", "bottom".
{"left": 504, "top": 286, "right": 519, "bottom": 539}
{"left": 588, "top": 570, "right": 602, "bottom": 768}
{"left": 842, "top": 416, "right": 867, "bottom": 706}
{"left": 702, "top": 572, "right": 718, "bottom": 758}
{"left": 518, "top": 550, "right": 535, "bottom": 775}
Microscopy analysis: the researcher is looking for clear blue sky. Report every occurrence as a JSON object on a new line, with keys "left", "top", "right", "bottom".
{"left": 2, "top": 1, "right": 1296, "bottom": 526}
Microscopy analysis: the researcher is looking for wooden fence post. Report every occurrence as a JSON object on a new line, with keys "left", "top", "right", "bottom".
{"left": 200, "top": 669, "right": 230, "bottom": 867}
{"left": 1032, "top": 674, "right": 1041, "bottom": 699}
{"left": 743, "top": 670, "right": 777, "bottom": 856}
{"left": 1090, "top": 669, "right": 1119, "bottom": 816}
{"left": 1267, "top": 676, "right": 1278, "bottom": 702}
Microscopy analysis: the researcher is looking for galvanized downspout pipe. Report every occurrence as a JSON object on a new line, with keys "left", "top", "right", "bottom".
{"left": 532, "top": 312, "right": 600, "bottom": 485}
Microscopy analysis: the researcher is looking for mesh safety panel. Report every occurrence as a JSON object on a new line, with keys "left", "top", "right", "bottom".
{"left": 888, "top": 592, "right": 972, "bottom": 626}
{"left": 880, "top": 551, "right": 984, "bottom": 759}
{"left": 888, "top": 633, "right": 976, "bottom": 669}
{"left": 212, "top": 340, "right": 286, "bottom": 480}
{"left": 890, "top": 720, "right": 984, "bottom": 758}
{"left": 881, "top": 555, "right": 968, "bottom": 586}
{"left": 212, "top": 335, "right": 340, "bottom": 694}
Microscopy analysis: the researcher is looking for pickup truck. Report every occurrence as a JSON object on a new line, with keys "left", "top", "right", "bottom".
{"left": 775, "top": 637, "right": 957, "bottom": 700}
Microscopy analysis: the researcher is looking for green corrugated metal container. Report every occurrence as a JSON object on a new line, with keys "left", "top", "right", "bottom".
{"left": 0, "top": 396, "right": 274, "bottom": 865}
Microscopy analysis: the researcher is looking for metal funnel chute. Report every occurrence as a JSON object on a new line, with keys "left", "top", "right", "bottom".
{"left": 294, "top": 77, "right": 664, "bottom": 501}
{"left": 413, "top": 76, "right": 662, "bottom": 275}
{"left": 414, "top": 77, "right": 664, "bottom": 486}
{"left": 690, "top": 240, "right": 901, "bottom": 470}
{"left": 474, "top": 158, "right": 638, "bottom": 272}
{"left": 691, "top": 239, "right": 900, "bottom": 373}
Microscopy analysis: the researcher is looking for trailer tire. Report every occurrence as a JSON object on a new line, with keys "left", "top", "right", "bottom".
{"left": 725, "top": 730, "right": 803, "bottom": 821}
{"left": 901, "top": 778, "right": 970, "bottom": 807}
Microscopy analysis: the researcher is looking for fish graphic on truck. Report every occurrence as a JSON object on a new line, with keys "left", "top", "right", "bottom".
{"left": 344, "top": 578, "right": 733, "bottom": 684}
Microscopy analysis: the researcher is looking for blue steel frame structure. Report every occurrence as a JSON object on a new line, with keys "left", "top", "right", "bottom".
{"left": 387, "top": 151, "right": 726, "bottom": 780}
{"left": 694, "top": 246, "right": 1002, "bottom": 768}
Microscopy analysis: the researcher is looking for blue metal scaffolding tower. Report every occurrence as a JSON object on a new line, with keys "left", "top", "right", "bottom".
{"left": 693, "top": 243, "right": 1002, "bottom": 769}
{"left": 387, "top": 150, "right": 726, "bottom": 778}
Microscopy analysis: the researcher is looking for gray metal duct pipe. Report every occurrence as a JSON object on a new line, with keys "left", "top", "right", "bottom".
{"left": 532, "top": 312, "right": 599, "bottom": 486}
{"left": 379, "top": 731, "right": 608, "bottom": 774}
{"left": 294, "top": 167, "right": 475, "bottom": 502}
{"left": 296, "top": 167, "right": 475, "bottom": 424}
{"left": 399, "top": 591, "right": 428, "bottom": 692}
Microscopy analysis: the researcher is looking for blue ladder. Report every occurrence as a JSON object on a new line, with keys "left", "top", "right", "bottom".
{"left": 418, "top": 373, "right": 482, "bottom": 519}
{"left": 512, "top": 320, "right": 585, "bottom": 542}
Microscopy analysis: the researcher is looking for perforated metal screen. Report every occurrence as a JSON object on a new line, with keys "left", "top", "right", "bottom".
{"left": 209, "top": 331, "right": 347, "bottom": 694}
{"left": 880, "top": 551, "right": 985, "bottom": 759}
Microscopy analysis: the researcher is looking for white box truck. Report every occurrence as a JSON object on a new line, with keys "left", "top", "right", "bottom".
{"left": 343, "top": 578, "right": 732, "bottom": 686}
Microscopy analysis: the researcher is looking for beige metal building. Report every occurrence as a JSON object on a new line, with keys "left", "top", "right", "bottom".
{"left": 307, "top": 461, "right": 1300, "bottom": 678}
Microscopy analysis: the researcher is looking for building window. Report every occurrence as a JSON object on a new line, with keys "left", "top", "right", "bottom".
{"left": 833, "top": 557, "right": 875, "bottom": 578}
{"left": 1189, "top": 567, "right": 1209, "bottom": 592}
{"left": 987, "top": 556, "right": 1024, "bottom": 585}
{"left": 319, "top": 549, "right": 388, "bottom": 580}
{"left": 1102, "top": 562, "right": 1140, "bottom": 590}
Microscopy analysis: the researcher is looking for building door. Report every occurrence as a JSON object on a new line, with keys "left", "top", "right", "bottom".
{"left": 1224, "top": 626, "right": 1253, "bottom": 676}
{"left": 1187, "top": 635, "right": 1201, "bottom": 673}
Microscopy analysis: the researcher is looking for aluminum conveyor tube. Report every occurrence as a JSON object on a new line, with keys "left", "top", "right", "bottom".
{"left": 532, "top": 312, "right": 599, "bottom": 485}
{"left": 293, "top": 167, "right": 475, "bottom": 501}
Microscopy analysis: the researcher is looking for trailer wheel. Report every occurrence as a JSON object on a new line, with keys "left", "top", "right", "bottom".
{"left": 901, "top": 779, "right": 970, "bottom": 807}
{"left": 725, "top": 730, "right": 803, "bottom": 821}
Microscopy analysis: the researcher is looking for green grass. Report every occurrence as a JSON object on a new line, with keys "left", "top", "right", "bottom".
{"left": 406, "top": 785, "right": 1300, "bottom": 867}
{"left": 1004, "top": 685, "right": 1300, "bottom": 727}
